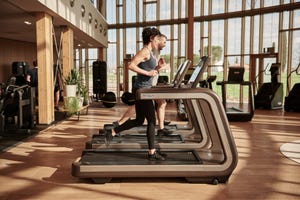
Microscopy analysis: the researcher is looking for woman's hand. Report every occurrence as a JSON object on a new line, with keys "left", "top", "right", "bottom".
{"left": 147, "top": 69, "right": 159, "bottom": 77}
{"left": 158, "top": 58, "right": 166, "bottom": 66}
{"left": 156, "top": 58, "right": 169, "bottom": 71}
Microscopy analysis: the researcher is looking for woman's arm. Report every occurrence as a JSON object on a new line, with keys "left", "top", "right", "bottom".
{"left": 128, "top": 48, "right": 158, "bottom": 77}
{"left": 155, "top": 57, "right": 170, "bottom": 72}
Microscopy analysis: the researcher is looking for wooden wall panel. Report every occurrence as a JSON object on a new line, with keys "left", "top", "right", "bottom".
{"left": 0, "top": 38, "right": 36, "bottom": 83}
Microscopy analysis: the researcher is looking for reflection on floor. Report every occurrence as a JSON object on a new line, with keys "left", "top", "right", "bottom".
{"left": 0, "top": 109, "right": 67, "bottom": 152}
{"left": 0, "top": 101, "right": 300, "bottom": 200}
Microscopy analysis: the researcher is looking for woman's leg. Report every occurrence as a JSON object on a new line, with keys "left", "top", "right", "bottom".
{"left": 116, "top": 98, "right": 156, "bottom": 151}
{"left": 113, "top": 100, "right": 144, "bottom": 134}
{"left": 156, "top": 99, "right": 172, "bottom": 136}
{"left": 141, "top": 100, "right": 156, "bottom": 150}
{"left": 114, "top": 105, "right": 135, "bottom": 127}
{"left": 156, "top": 99, "right": 166, "bottom": 130}
{"left": 142, "top": 99, "right": 166, "bottom": 160}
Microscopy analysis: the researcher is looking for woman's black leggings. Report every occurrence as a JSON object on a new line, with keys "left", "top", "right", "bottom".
{"left": 114, "top": 89, "right": 156, "bottom": 150}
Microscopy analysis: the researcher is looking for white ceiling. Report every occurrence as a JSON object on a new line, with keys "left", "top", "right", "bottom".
{"left": 0, "top": 0, "right": 102, "bottom": 48}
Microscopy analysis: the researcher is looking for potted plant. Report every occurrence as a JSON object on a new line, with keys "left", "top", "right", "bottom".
{"left": 79, "top": 84, "right": 89, "bottom": 106}
{"left": 64, "top": 96, "right": 81, "bottom": 115}
{"left": 63, "top": 69, "right": 83, "bottom": 114}
{"left": 64, "top": 69, "right": 81, "bottom": 97}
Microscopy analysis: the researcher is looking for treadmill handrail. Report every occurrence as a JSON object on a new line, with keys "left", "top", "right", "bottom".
{"left": 136, "top": 87, "right": 214, "bottom": 100}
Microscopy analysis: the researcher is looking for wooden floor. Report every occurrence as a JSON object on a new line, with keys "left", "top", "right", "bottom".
{"left": 0, "top": 101, "right": 299, "bottom": 200}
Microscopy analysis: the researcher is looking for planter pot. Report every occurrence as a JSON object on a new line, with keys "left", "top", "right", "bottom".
{"left": 64, "top": 96, "right": 81, "bottom": 115}
{"left": 78, "top": 97, "right": 83, "bottom": 108}
{"left": 83, "top": 96, "right": 89, "bottom": 106}
{"left": 65, "top": 85, "right": 77, "bottom": 97}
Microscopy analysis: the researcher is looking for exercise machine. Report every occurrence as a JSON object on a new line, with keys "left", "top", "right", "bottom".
{"left": 72, "top": 87, "right": 238, "bottom": 184}
{"left": 87, "top": 59, "right": 214, "bottom": 150}
{"left": 217, "top": 67, "right": 254, "bottom": 122}
{"left": 100, "top": 92, "right": 117, "bottom": 108}
{"left": 93, "top": 60, "right": 107, "bottom": 101}
{"left": 88, "top": 59, "right": 192, "bottom": 149}
{"left": 200, "top": 75, "right": 217, "bottom": 90}
{"left": 137, "top": 58, "right": 191, "bottom": 89}
{"left": 0, "top": 62, "right": 36, "bottom": 133}
{"left": 254, "top": 63, "right": 283, "bottom": 109}
{"left": 284, "top": 63, "right": 300, "bottom": 112}
{"left": 177, "top": 56, "right": 210, "bottom": 121}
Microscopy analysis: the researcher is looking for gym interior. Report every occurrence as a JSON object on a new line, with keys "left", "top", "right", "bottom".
{"left": 0, "top": 1, "right": 300, "bottom": 199}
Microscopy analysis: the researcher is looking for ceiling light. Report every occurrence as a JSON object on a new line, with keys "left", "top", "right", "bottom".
{"left": 99, "top": 24, "right": 103, "bottom": 33}
{"left": 81, "top": 5, "right": 85, "bottom": 17}
{"left": 94, "top": 19, "right": 98, "bottom": 29}
{"left": 70, "top": 0, "right": 75, "bottom": 7}
{"left": 24, "top": 21, "right": 32, "bottom": 25}
{"left": 88, "top": 13, "right": 92, "bottom": 23}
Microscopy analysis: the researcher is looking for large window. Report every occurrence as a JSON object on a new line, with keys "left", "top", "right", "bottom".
{"left": 228, "top": 0, "right": 242, "bottom": 12}
{"left": 227, "top": 18, "right": 242, "bottom": 56}
{"left": 212, "top": 0, "right": 224, "bottom": 14}
{"left": 105, "top": 0, "right": 300, "bottom": 99}
{"left": 263, "top": 13, "right": 279, "bottom": 52}
{"left": 144, "top": 1, "right": 156, "bottom": 21}
{"left": 264, "top": 0, "right": 280, "bottom": 7}
{"left": 253, "top": 15, "right": 260, "bottom": 54}
{"left": 126, "top": 0, "right": 136, "bottom": 23}
{"left": 106, "top": 0, "right": 116, "bottom": 24}
{"left": 107, "top": 29, "right": 117, "bottom": 92}
{"left": 160, "top": 0, "right": 171, "bottom": 20}
{"left": 211, "top": 20, "right": 224, "bottom": 66}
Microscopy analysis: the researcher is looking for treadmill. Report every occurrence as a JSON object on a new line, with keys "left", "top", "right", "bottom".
{"left": 86, "top": 58, "right": 213, "bottom": 149}
{"left": 87, "top": 59, "right": 192, "bottom": 149}
{"left": 72, "top": 87, "right": 238, "bottom": 184}
{"left": 216, "top": 67, "right": 254, "bottom": 122}
{"left": 177, "top": 56, "right": 210, "bottom": 121}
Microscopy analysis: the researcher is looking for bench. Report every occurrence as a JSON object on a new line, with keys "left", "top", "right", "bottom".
{"left": 61, "top": 104, "right": 89, "bottom": 120}
{"left": 75, "top": 104, "right": 89, "bottom": 120}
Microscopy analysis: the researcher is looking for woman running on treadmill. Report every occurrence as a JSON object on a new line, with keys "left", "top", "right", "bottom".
{"left": 112, "top": 34, "right": 172, "bottom": 136}
{"left": 105, "top": 27, "right": 166, "bottom": 160}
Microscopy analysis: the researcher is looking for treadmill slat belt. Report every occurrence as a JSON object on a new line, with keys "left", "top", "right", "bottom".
{"left": 104, "top": 124, "right": 178, "bottom": 131}
{"left": 92, "top": 134, "right": 184, "bottom": 144}
{"left": 80, "top": 150, "right": 202, "bottom": 165}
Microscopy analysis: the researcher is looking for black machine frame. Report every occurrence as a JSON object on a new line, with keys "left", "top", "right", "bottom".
{"left": 217, "top": 67, "right": 255, "bottom": 122}
{"left": 1, "top": 65, "right": 36, "bottom": 133}
{"left": 254, "top": 63, "right": 283, "bottom": 110}
{"left": 284, "top": 62, "right": 300, "bottom": 112}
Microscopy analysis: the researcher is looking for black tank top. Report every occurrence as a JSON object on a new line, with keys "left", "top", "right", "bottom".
{"left": 134, "top": 47, "right": 157, "bottom": 89}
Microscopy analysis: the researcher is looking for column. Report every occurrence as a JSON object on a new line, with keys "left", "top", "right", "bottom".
{"left": 187, "top": 0, "right": 194, "bottom": 66}
{"left": 36, "top": 12, "right": 54, "bottom": 124}
{"left": 62, "top": 27, "right": 74, "bottom": 78}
